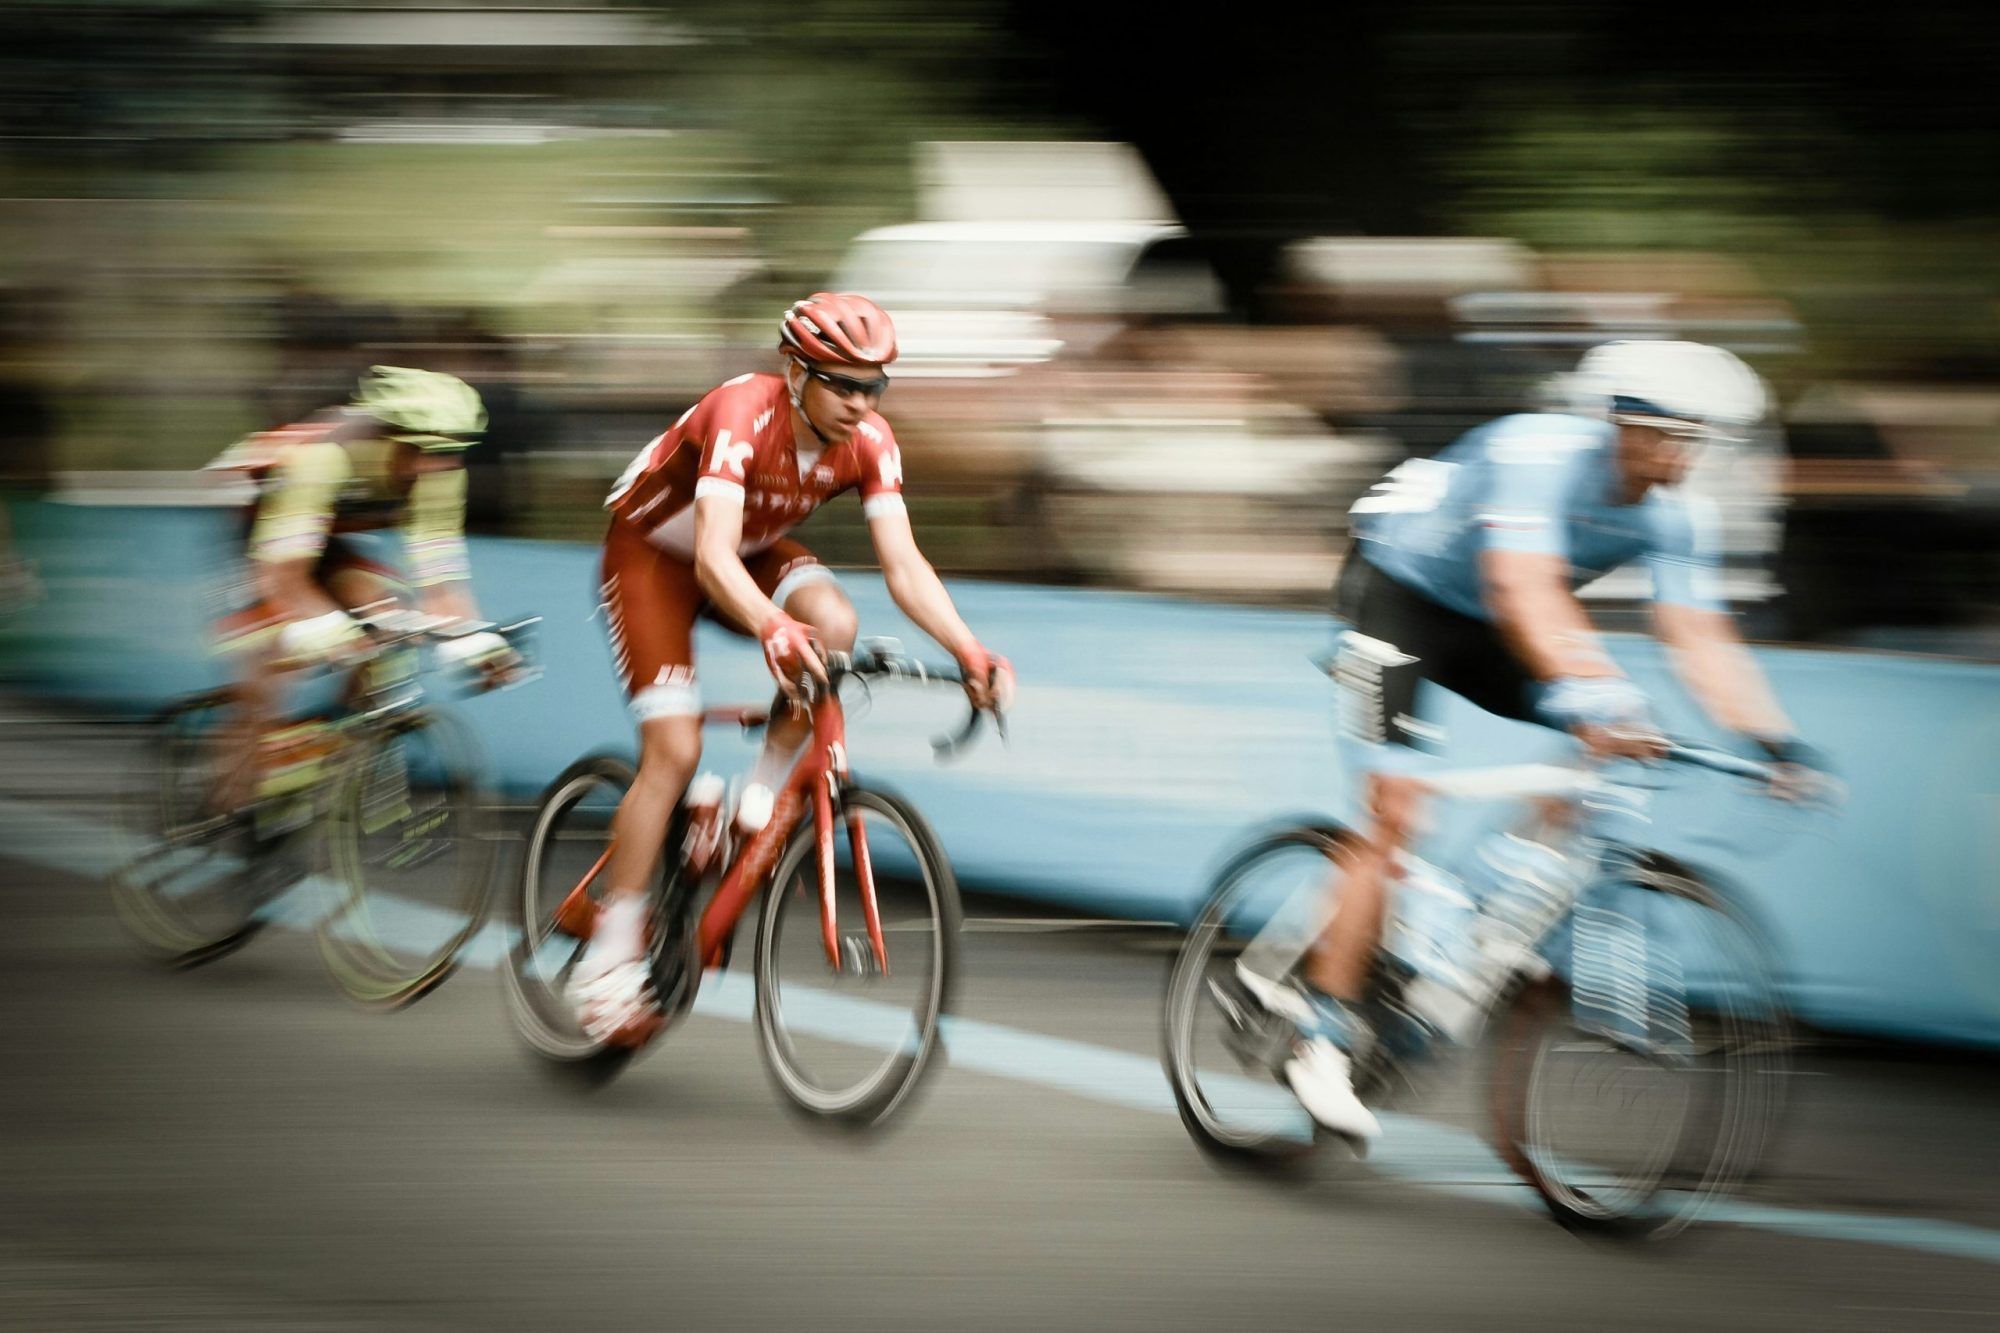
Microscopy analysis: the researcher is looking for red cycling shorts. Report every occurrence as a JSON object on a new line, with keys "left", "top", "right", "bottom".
{"left": 598, "top": 519, "right": 836, "bottom": 721}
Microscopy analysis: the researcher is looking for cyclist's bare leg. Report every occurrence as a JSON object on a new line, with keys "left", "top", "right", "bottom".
{"left": 212, "top": 558, "right": 411, "bottom": 816}
{"left": 212, "top": 637, "right": 281, "bottom": 816}
{"left": 605, "top": 713, "right": 702, "bottom": 908}
{"left": 1304, "top": 772, "right": 1425, "bottom": 1001}
{"left": 574, "top": 712, "right": 700, "bottom": 1031}
{"left": 752, "top": 580, "right": 858, "bottom": 782}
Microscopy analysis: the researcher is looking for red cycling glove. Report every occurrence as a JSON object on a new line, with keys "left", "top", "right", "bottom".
{"left": 760, "top": 612, "right": 823, "bottom": 691}
{"left": 954, "top": 641, "right": 1014, "bottom": 709}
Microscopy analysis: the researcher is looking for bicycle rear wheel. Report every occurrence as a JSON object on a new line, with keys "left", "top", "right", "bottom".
{"left": 502, "top": 755, "right": 693, "bottom": 1083}
{"left": 110, "top": 691, "right": 274, "bottom": 966}
{"left": 1487, "top": 853, "right": 1792, "bottom": 1238}
{"left": 316, "top": 709, "right": 495, "bottom": 1007}
{"left": 1163, "top": 824, "right": 1357, "bottom": 1169}
{"left": 753, "top": 782, "right": 960, "bottom": 1130}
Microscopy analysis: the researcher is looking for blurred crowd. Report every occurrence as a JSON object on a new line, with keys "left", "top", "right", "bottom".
{"left": 1, "top": 0, "right": 1996, "bottom": 654}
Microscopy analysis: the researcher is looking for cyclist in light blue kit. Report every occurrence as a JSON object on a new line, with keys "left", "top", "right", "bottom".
{"left": 1250, "top": 340, "right": 1830, "bottom": 1142}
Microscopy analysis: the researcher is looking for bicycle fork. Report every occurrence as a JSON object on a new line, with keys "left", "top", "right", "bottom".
{"left": 810, "top": 705, "right": 888, "bottom": 979}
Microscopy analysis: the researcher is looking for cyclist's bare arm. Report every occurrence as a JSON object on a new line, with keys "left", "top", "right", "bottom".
{"left": 405, "top": 467, "right": 483, "bottom": 625}
{"left": 1652, "top": 602, "right": 1793, "bottom": 738}
{"left": 1479, "top": 549, "right": 1660, "bottom": 759}
{"left": 1479, "top": 549, "right": 1622, "bottom": 682}
{"left": 692, "top": 493, "right": 825, "bottom": 684}
{"left": 692, "top": 493, "right": 775, "bottom": 628}
{"left": 867, "top": 507, "right": 1008, "bottom": 710}
{"left": 866, "top": 507, "right": 973, "bottom": 657}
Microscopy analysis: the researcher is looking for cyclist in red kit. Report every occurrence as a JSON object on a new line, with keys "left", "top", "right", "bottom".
{"left": 573, "top": 293, "right": 1014, "bottom": 1041}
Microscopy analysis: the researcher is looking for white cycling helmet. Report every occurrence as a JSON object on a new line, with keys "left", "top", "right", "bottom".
{"left": 1574, "top": 340, "right": 1768, "bottom": 434}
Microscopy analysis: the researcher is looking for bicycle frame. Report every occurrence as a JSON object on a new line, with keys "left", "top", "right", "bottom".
{"left": 550, "top": 685, "right": 886, "bottom": 987}
{"left": 1237, "top": 761, "right": 1609, "bottom": 981}
{"left": 693, "top": 688, "right": 884, "bottom": 974}
{"left": 232, "top": 607, "right": 534, "bottom": 825}
{"left": 1241, "top": 746, "right": 1773, "bottom": 999}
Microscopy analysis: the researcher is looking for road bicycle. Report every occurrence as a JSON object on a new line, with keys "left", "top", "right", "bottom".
{"left": 112, "top": 607, "right": 537, "bottom": 1007}
{"left": 1164, "top": 736, "right": 1803, "bottom": 1238}
{"left": 503, "top": 639, "right": 993, "bottom": 1130}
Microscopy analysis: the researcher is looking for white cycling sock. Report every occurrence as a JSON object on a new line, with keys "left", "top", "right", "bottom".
{"left": 589, "top": 894, "right": 648, "bottom": 964}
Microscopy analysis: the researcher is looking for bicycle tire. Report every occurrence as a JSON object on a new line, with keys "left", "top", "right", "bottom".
{"left": 109, "top": 690, "right": 273, "bottom": 966}
{"left": 1486, "top": 851, "right": 1793, "bottom": 1238}
{"left": 502, "top": 754, "right": 692, "bottom": 1086}
{"left": 315, "top": 708, "right": 496, "bottom": 1008}
{"left": 1162, "top": 822, "right": 1361, "bottom": 1171}
{"left": 753, "top": 781, "right": 960, "bottom": 1130}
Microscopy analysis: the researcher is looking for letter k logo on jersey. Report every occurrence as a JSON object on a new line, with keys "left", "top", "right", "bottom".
{"left": 711, "top": 430, "right": 754, "bottom": 481}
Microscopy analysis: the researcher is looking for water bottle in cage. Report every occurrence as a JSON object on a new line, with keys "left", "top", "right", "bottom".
{"left": 1397, "top": 832, "right": 1588, "bottom": 1045}
{"left": 1471, "top": 832, "right": 1587, "bottom": 969}
{"left": 1383, "top": 857, "right": 1483, "bottom": 1047}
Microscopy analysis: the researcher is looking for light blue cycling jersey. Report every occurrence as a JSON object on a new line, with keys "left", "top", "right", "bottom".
{"left": 1350, "top": 413, "right": 1723, "bottom": 621}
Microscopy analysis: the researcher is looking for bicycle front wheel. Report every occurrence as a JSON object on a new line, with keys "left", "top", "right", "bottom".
{"left": 316, "top": 709, "right": 495, "bottom": 1008}
{"left": 110, "top": 691, "right": 272, "bottom": 966}
{"left": 753, "top": 782, "right": 960, "bottom": 1130}
{"left": 1163, "top": 824, "right": 1356, "bottom": 1169}
{"left": 1487, "top": 852, "right": 1793, "bottom": 1238}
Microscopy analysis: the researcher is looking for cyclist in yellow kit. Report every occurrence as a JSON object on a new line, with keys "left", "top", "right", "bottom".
{"left": 208, "top": 366, "right": 516, "bottom": 814}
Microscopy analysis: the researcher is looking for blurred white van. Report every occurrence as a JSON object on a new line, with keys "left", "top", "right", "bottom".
{"left": 829, "top": 221, "right": 1225, "bottom": 378}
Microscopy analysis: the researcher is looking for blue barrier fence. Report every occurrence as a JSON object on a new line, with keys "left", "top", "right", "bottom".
{"left": 5, "top": 496, "right": 1999, "bottom": 1048}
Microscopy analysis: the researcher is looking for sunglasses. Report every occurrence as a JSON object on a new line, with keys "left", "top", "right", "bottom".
{"left": 804, "top": 367, "right": 890, "bottom": 400}
{"left": 1610, "top": 413, "right": 1720, "bottom": 450}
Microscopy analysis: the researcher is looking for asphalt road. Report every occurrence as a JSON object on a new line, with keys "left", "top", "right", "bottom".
{"left": 3, "top": 709, "right": 2000, "bottom": 1331}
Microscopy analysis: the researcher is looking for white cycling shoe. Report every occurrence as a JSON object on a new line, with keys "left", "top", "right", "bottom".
{"left": 566, "top": 897, "right": 660, "bottom": 1046}
{"left": 1282, "top": 1037, "right": 1381, "bottom": 1144}
{"left": 567, "top": 962, "right": 657, "bottom": 1044}
{"left": 1231, "top": 962, "right": 1382, "bottom": 1143}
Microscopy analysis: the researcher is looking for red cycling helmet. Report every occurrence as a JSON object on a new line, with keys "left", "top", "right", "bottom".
{"left": 778, "top": 292, "right": 898, "bottom": 368}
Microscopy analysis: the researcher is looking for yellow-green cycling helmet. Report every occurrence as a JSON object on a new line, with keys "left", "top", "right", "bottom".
{"left": 352, "top": 365, "right": 487, "bottom": 450}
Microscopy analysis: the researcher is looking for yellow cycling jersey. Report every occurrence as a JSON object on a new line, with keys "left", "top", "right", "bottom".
{"left": 208, "top": 417, "right": 471, "bottom": 589}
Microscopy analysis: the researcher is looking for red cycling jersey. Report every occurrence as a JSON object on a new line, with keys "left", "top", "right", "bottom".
{"left": 605, "top": 372, "right": 905, "bottom": 556}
